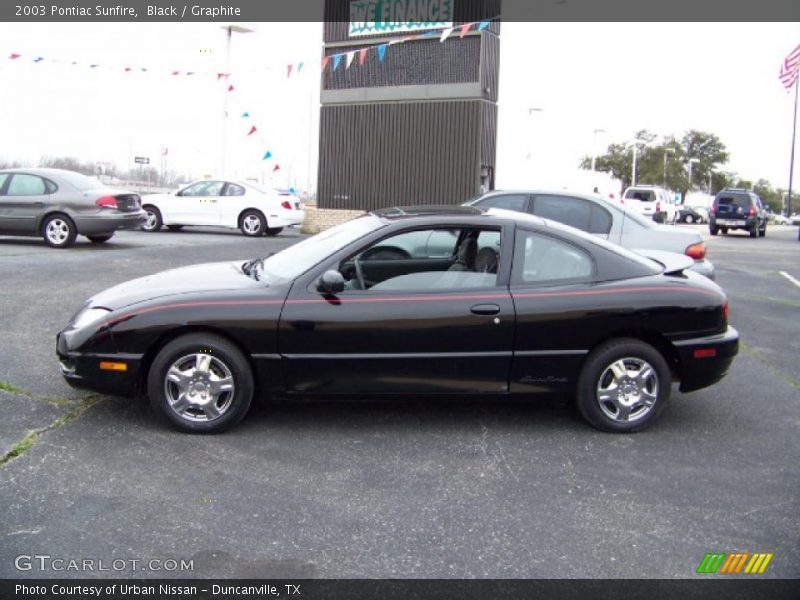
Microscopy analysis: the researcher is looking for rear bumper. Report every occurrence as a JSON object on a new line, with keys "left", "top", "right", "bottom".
{"left": 56, "top": 330, "right": 142, "bottom": 396}
{"left": 710, "top": 216, "right": 757, "bottom": 230}
{"left": 73, "top": 210, "right": 147, "bottom": 234}
{"left": 266, "top": 210, "right": 305, "bottom": 228}
{"left": 673, "top": 326, "right": 739, "bottom": 393}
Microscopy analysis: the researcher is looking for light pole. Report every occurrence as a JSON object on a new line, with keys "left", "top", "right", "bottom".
{"left": 591, "top": 128, "right": 605, "bottom": 171}
{"left": 687, "top": 157, "right": 700, "bottom": 190}
{"left": 663, "top": 147, "right": 675, "bottom": 187}
{"left": 220, "top": 25, "right": 254, "bottom": 178}
{"left": 526, "top": 107, "right": 544, "bottom": 168}
{"left": 631, "top": 143, "right": 638, "bottom": 186}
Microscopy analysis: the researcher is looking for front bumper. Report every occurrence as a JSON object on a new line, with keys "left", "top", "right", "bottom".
{"left": 73, "top": 210, "right": 147, "bottom": 234}
{"left": 56, "top": 330, "right": 142, "bottom": 396}
{"left": 673, "top": 326, "right": 739, "bottom": 393}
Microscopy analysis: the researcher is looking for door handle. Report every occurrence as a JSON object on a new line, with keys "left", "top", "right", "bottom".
{"left": 470, "top": 303, "right": 500, "bottom": 316}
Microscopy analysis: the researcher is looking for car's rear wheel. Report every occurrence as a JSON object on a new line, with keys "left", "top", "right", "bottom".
{"left": 685, "top": 214, "right": 695, "bottom": 224}
{"left": 265, "top": 227, "right": 284, "bottom": 236}
{"left": 42, "top": 214, "right": 77, "bottom": 248}
{"left": 240, "top": 210, "right": 266, "bottom": 237}
{"left": 166, "top": 225, "right": 184, "bottom": 232}
{"left": 749, "top": 226, "right": 758, "bottom": 238}
{"left": 576, "top": 338, "right": 671, "bottom": 433}
{"left": 147, "top": 333, "right": 254, "bottom": 433}
{"left": 87, "top": 234, "right": 113, "bottom": 243}
{"left": 142, "top": 206, "right": 163, "bottom": 232}
{"left": 759, "top": 225, "right": 766, "bottom": 237}
{"left": 721, "top": 227, "right": 728, "bottom": 235}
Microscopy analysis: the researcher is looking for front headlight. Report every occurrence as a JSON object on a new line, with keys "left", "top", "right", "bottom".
{"left": 73, "top": 307, "right": 111, "bottom": 329}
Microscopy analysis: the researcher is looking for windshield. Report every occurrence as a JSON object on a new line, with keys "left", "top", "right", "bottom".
{"left": 255, "top": 215, "right": 385, "bottom": 283}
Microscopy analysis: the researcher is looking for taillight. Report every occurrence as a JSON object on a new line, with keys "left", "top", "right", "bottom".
{"left": 95, "top": 196, "right": 117, "bottom": 208}
{"left": 656, "top": 201, "right": 661, "bottom": 212}
{"left": 685, "top": 242, "right": 706, "bottom": 260}
{"left": 280, "top": 200, "right": 292, "bottom": 210}
{"left": 748, "top": 206, "right": 755, "bottom": 216}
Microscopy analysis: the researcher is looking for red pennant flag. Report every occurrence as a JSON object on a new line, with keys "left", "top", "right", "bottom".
{"left": 227, "top": 84, "right": 234, "bottom": 92}
{"left": 247, "top": 125, "right": 257, "bottom": 136}
{"left": 9, "top": 53, "right": 21, "bottom": 60}
{"left": 272, "top": 164, "right": 281, "bottom": 172}
{"left": 358, "top": 47, "right": 368, "bottom": 65}
{"left": 459, "top": 23, "right": 472, "bottom": 38}
{"left": 321, "top": 55, "right": 330, "bottom": 70}
{"left": 217, "top": 72, "right": 228, "bottom": 80}
{"left": 287, "top": 64, "right": 293, "bottom": 78}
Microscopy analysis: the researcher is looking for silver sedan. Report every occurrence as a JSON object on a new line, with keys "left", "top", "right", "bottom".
{"left": 0, "top": 168, "right": 146, "bottom": 248}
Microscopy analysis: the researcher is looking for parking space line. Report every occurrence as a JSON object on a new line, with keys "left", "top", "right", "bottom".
{"left": 778, "top": 271, "right": 800, "bottom": 289}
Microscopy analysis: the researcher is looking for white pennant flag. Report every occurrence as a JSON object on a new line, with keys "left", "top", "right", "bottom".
{"left": 346, "top": 51, "right": 355, "bottom": 69}
{"left": 440, "top": 27, "right": 454, "bottom": 42}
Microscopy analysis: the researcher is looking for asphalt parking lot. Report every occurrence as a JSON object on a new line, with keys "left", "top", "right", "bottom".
{"left": 0, "top": 223, "right": 798, "bottom": 579}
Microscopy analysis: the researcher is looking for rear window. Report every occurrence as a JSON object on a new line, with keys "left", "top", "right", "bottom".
{"left": 715, "top": 194, "right": 750, "bottom": 213}
{"left": 625, "top": 189, "right": 656, "bottom": 202}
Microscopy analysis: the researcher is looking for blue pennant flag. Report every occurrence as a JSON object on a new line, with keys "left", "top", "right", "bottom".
{"left": 33, "top": 57, "right": 44, "bottom": 63}
{"left": 241, "top": 112, "right": 250, "bottom": 118}
{"left": 262, "top": 151, "right": 273, "bottom": 161}
{"left": 478, "top": 21, "right": 489, "bottom": 31}
{"left": 332, "top": 54, "right": 342, "bottom": 71}
{"left": 297, "top": 62, "right": 304, "bottom": 72}
{"left": 289, "top": 187, "right": 296, "bottom": 194}
{"left": 377, "top": 44, "right": 387, "bottom": 62}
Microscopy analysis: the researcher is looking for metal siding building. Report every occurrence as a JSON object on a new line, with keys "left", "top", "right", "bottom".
{"left": 318, "top": 0, "right": 501, "bottom": 211}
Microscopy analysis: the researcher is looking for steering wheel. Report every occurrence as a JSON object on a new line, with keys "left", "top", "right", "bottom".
{"left": 353, "top": 256, "right": 366, "bottom": 290}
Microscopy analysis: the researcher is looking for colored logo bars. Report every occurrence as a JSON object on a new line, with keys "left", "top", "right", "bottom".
{"left": 696, "top": 552, "right": 773, "bottom": 574}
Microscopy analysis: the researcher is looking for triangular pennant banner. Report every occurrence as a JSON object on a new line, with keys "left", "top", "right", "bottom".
{"left": 332, "top": 54, "right": 342, "bottom": 71}
{"left": 272, "top": 164, "right": 281, "bottom": 172}
{"left": 440, "top": 27, "right": 454, "bottom": 42}
{"left": 478, "top": 21, "right": 489, "bottom": 31}
{"left": 377, "top": 44, "right": 387, "bottom": 62}
{"left": 262, "top": 151, "right": 272, "bottom": 160}
{"left": 89, "top": 64, "right": 99, "bottom": 68}
{"left": 216, "top": 72, "right": 227, "bottom": 80}
{"left": 171, "top": 71, "right": 180, "bottom": 76}
{"left": 459, "top": 23, "right": 472, "bottom": 38}
{"left": 33, "top": 57, "right": 44, "bottom": 63}
{"left": 297, "top": 62, "right": 304, "bottom": 72}
{"left": 9, "top": 53, "right": 21, "bottom": 60}
{"left": 358, "top": 47, "right": 368, "bottom": 65}
{"left": 241, "top": 112, "right": 250, "bottom": 118}
{"left": 346, "top": 51, "right": 355, "bottom": 69}
{"left": 124, "top": 67, "right": 132, "bottom": 72}
{"left": 247, "top": 125, "right": 257, "bottom": 136}
{"left": 289, "top": 187, "right": 296, "bottom": 194}
{"left": 227, "top": 84, "right": 234, "bottom": 92}
{"left": 287, "top": 63, "right": 293, "bottom": 78}
{"left": 321, "top": 55, "right": 331, "bottom": 71}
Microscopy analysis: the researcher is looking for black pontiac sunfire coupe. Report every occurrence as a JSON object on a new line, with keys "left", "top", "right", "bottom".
{"left": 57, "top": 206, "right": 738, "bottom": 433}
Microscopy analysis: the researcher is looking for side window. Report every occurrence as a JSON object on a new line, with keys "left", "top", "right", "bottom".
{"left": 223, "top": 183, "right": 245, "bottom": 197}
{"left": 532, "top": 195, "right": 593, "bottom": 232}
{"left": 6, "top": 174, "right": 47, "bottom": 196}
{"left": 512, "top": 230, "right": 593, "bottom": 285}
{"left": 44, "top": 178, "right": 58, "bottom": 193}
{"left": 588, "top": 205, "right": 612, "bottom": 234}
{"left": 339, "top": 227, "right": 501, "bottom": 292}
{"left": 181, "top": 181, "right": 224, "bottom": 197}
{"left": 0, "top": 174, "right": 8, "bottom": 194}
{"left": 476, "top": 194, "right": 528, "bottom": 212}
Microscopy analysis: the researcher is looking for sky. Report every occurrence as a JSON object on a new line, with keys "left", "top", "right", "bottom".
{"left": 0, "top": 21, "right": 798, "bottom": 193}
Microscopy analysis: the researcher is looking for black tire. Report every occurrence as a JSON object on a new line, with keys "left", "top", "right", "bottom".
{"left": 41, "top": 213, "right": 77, "bottom": 248}
{"left": 749, "top": 227, "right": 758, "bottom": 238}
{"left": 721, "top": 227, "right": 728, "bottom": 235}
{"left": 709, "top": 226, "right": 718, "bottom": 236}
{"left": 684, "top": 214, "right": 694, "bottom": 224}
{"left": 148, "top": 333, "right": 254, "bottom": 433}
{"left": 166, "top": 225, "right": 184, "bottom": 232}
{"left": 576, "top": 338, "right": 671, "bottom": 433}
{"left": 142, "top": 205, "right": 163, "bottom": 232}
{"left": 759, "top": 225, "right": 766, "bottom": 238}
{"left": 240, "top": 210, "right": 266, "bottom": 237}
{"left": 87, "top": 234, "right": 114, "bottom": 243}
{"left": 265, "top": 227, "right": 284, "bottom": 236}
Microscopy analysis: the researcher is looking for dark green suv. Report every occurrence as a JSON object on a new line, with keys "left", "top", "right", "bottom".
{"left": 709, "top": 189, "right": 767, "bottom": 238}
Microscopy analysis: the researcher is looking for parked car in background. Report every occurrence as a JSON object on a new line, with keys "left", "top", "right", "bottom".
{"left": 709, "top": 189, "right": 767, "bottom": 238}
{"left": 0, "top": 168, "right": 145, "bottom": 248}
{"left": 57, "top": 206, "right": 737, "bottom": 434}
{"left": 677, "top": 204, "right": 705, "bottom": 224}
{"left": 769, "top": 212, "right": 791, "bottom": 225}
{"left": 141, "top": 180, "right": 304, "bottom": 237}
{"left": 622, "top": 185, "right": 677, "bottom": 224}
{"left": 466, "top": 189, "right": 715, "bottom": 279}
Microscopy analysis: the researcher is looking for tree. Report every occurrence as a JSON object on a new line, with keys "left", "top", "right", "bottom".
{"left": 680, "top": 130, "right": 729, "bottom": 196}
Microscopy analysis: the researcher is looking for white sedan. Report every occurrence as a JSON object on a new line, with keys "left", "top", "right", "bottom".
{"left": 141, "top": 180, "right": 305, "bottom": 237}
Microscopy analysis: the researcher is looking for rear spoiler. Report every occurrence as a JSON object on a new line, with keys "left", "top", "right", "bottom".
{"left": 634, "top": 249, "right": 694, "bottom": 275}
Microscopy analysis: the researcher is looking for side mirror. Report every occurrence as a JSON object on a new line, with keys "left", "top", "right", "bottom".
{"left": 175, "top": 190, "right": 183, "bottom": 197}
{"left": 317, "top": 270, "right": 345, "bottom": 295}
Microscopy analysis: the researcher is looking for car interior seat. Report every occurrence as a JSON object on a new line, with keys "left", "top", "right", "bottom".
{"left": 448, "top": 237, "right": 478, "bottom": 271}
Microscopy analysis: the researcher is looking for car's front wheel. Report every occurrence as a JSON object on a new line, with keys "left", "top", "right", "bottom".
{"left": 86, "top": 234, "right": 113, "bottom": 243}
{"left": 42, "top": 214, "right": 77, "bottom": 248}
{"left": 148, "top": 333, "right": 254, "bottom": 433}
{"left": 240, "top": 210, "right": 266, "bottom": 237}
{"left": 684, "top": 214, "right": 695, "bottom": 224}
{"left": 142, "top": 206, "right": 163, "bottom": 232}
{"left": 576, "top": 339, "right": 671, "bottom": 433}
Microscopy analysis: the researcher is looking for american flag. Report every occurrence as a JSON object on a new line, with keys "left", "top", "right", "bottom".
{"left": 779, "top": 43, "right": 800, "bottom": 90}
